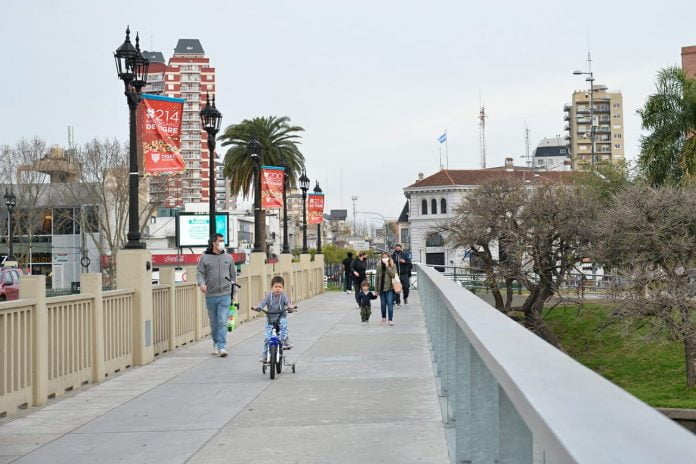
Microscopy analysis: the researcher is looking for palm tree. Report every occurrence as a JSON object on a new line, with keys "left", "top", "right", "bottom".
{"left": 219, "top": 116, "right": 305, "bottom": 251}
{"left": 638, "top": 67, "right": 696, "bottom": 186}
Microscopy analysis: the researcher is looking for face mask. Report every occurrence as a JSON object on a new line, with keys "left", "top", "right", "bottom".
{"left": 382, "top": 258, "right": 389, "bottom": 264}
{"left": 217, "top": 242, "right": 225, "bottom": 251}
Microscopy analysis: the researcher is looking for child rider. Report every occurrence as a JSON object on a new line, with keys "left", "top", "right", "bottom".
{"left": 253, "top": 276, "right": 295, "bottom": 362}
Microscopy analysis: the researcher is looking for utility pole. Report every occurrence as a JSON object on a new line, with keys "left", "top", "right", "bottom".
{"left": 351, "top": 195, "right": 358, "bottom": 235}
{"left": 479, "top": 105, "right": 487, "bottom": 169}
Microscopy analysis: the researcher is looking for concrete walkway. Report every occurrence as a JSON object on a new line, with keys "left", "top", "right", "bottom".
{"left": 0, "top": 291, "right": 449, "bottom": 463}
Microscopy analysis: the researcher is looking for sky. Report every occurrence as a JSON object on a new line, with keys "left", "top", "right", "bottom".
{"left": 1, "top": 0, "right": 695, "bottom": 225}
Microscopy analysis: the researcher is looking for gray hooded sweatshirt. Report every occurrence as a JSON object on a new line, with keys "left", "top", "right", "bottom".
{"left": 196, "top": 250, "right": 237, "bottom": 297}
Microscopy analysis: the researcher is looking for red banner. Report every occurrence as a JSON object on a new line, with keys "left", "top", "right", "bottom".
{"left": 308, "top": 193, "right": 325, "bottom": 224}
{"left": 139, "top": 94, "right": 186, "bottom": 175}
{"left": 261, "top": 166, "right": 285, "bottom": 209}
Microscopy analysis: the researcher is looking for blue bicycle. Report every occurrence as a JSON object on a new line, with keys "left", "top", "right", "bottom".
{"left": 252, "top": 305, "right": 297, "bottom": 379}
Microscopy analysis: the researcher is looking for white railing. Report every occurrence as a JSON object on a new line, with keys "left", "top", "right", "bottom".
{"left": 417, "top": 263, "right": 696, "bottom": 463}
{"left": 0, "top": 300, "right": 34, "bottom": 416}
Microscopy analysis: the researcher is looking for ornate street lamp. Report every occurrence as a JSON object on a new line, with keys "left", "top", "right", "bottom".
{"left": 4, "top": 188, "right": 16, "bottom": 261}
{"left": 313, "top": 181, "right": 322, "bottom": 254}
{"left": 200, "top": 93, "right": 223, "bottom": 236}
{"left": 299, "top": 170, "right": 310, "bottom": 254}
{"left": 279, "top": 159, "right": 290, "bottom": 254}
{"left": 248, "top": 136, "right": 263, "bottom": 253}
{"left": 114, "top": 27, "right": 149, "bottom": 249}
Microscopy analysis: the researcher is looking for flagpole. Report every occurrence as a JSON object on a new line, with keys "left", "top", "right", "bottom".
{"left": 439, "top": 146, "right": 442, "bottom": 170}
{"left": 445, "top": 130, "right": 449, "bottom": 169}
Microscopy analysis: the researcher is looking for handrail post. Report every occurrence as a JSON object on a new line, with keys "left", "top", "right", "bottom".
{"left": 159, "top": 268, "right": 177, "bottom": 351}
{"left": 20, "top": 275, "right": 47, "bottom": 407}
{"left": 116, "top": 249, "right": 154, "bottom": 366}
{"left": 81, "top": 273, "right": 105, "bottom": 384}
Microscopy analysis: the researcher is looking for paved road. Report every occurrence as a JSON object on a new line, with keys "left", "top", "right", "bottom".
{"left": 0, "top": 291, "right": 449, "bottom": 463}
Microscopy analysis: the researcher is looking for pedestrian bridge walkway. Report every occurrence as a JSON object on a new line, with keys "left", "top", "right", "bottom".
{"left": 0, "top": 291, "right": 450, "bottom": 463}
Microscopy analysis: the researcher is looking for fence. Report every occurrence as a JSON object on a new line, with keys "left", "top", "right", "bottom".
{"left": 417, "top": 263, "right": 696, "bottom": 463}
{"left": 0, "top": 252, "right": 324, "bottom": 418}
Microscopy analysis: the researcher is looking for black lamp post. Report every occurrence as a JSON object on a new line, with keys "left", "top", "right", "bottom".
{"left": 200, "top": 93, "right": 223, "bottom": 236}
{"left": 114, "top": 27, "right": 149, "bottom": 249}
{"left": 313, "top": 181, "right": 322, "bottom": 254}
{"left": 248, "top": 136, "right": 263, "bottom": 253}
{"left": 280, "top": 159, "right": 290, "bottom": 254}
{"left": 4, "top": 188, "right": 16, "bottom": 261}
{"left": 299, "top": 170, "right": 310, "bottom": 254}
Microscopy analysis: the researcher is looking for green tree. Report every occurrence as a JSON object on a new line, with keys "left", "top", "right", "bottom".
{"left": 219, "top": 116, "right": 305, "bottom": 250}
{"left": 638, "top": 67, "right": 696, "bottom": 186}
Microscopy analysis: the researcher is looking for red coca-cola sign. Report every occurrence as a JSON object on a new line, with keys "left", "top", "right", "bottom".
{"left": 151, "top": 253, "right": 247, "bottom": 266}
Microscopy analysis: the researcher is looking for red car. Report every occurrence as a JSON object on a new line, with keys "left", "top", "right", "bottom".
{"left": 0, "top": 268, "right": 24, "bottom": 301}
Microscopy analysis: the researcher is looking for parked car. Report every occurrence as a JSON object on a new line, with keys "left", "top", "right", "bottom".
{"left": 0, "top": 267, "right": 25, "bottom": 301}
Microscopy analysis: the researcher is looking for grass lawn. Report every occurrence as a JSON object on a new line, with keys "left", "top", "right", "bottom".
{"left": 545, "top": 303, "right": 696, "bottom": 409}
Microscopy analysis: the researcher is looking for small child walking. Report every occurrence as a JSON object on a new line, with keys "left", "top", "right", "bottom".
{"left": 356, "top": 280, "right": 378, "bottom": 325}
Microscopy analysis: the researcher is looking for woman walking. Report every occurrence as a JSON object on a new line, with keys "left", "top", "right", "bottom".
{"left": 375, "top": 252, "right": 396, "bottom": 326}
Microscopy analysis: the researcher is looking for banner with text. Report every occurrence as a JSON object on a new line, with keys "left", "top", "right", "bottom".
{"left": 139, "top": 94, "right": 186, "bottom": 175}
{"left": 308, "top": 192, "right": 325, "bottom": 224}
{"left": 261, "top": 166, "right": 285, "bottom": 210}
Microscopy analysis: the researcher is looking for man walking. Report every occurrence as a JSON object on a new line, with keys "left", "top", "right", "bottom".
{"left": 392, "top": 244, "right": 412, "bottom": 306}
{"left": 197, "top": 233, "right": 237, "bottom": 357}
{"left": 342, "top": 252, "right": 354, "bottom": 294}
{"left": 351, "top": 251, "right": 368, "bottom": 306}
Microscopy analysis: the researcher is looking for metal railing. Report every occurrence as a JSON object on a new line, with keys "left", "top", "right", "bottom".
{"left": 417, "top": 263, "right": 696, "bottom": 463}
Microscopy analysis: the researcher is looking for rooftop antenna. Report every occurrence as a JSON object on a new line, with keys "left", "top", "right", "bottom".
{"left": 524, "top": 122, "right": 531, "bottom": 169}
{"left": 479, "top": 104, "right": 487, "bottom": 169}
{"left": 351, "top": 195, "right": 358, "bottom": 235}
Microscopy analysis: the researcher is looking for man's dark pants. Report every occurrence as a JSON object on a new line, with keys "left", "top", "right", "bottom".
{"left": 394, "top": 273, "right": 410, "bottom": 304}
{"left": 344, "top": 271, "right": 353, "bottom": 291}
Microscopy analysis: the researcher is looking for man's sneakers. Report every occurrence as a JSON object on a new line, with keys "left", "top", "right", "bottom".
{"left": 388, "top": 321, "right": 394, "bottom": 326}
{"left": 218, "top": 349, "right": 228, "bottom": 357}
{"left": 404, "top": 299, "right": 409, "bottom": 306}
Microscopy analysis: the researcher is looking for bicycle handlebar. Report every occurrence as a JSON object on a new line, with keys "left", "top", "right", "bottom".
{"left": 252, "top": 305, "right": 297, "bottom": 314}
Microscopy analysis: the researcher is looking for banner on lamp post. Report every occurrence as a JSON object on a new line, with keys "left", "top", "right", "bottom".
{"left": 260, "top": 166, "right": 285, "bottom": 210}
{"left": 139, "top": 94, "right": 186, "bottom": 175}
{"left": 308, "top": 193, "right": 325, "bottom": 224}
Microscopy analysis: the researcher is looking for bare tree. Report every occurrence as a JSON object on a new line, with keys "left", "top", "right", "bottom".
{"left": 60, "top": 139, "right": 163, "bottom": 284}
{"left": 437, "top": 178, "right": 526, "bottom": 311}
{"left": 0, "top": 138, "right": 56, "bottom": 267}
{"left": 439, "top": 178, "right": 597, "bottom": 347}
{"left": 594, "top": 185, "right": 696, "bottom": 386}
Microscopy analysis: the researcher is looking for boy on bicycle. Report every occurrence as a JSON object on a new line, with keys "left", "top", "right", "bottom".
{"left": 253, "top": 276, "right": 294, "bottom": 362}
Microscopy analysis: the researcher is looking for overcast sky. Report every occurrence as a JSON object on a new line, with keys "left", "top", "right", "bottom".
{"left": 2, "top": 0, "right": 694, "bottom": 222}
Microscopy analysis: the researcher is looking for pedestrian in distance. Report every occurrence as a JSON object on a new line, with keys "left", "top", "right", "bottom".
{"left": 197, "top": 233, "right": 237, "bottom": 357}
{"left": 356, "top": 280, "right": 378, "bottom": 325}
{"left": 351, "top": 251, "right": 368, "bottom": 306}
{"left": 342, "top": 252, "right": 354, "bottom": 294}
{"left": 375, "top": 252, "right": 397, "bottom": 326}
{"left": 392, "top": 244, "right": 412, "bottom": 306}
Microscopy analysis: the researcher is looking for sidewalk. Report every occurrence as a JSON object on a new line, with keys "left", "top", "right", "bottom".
{"left": 0, "top": 291, "right": 449, "bottom": 464}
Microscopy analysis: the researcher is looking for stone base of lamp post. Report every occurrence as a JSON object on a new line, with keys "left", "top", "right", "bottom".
{"left": 116, "top": 249, "right": 154, "bottom": 366}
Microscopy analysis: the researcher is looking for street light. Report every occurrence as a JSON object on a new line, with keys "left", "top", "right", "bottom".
{"left": 572, "top": 68, "right": 596, "bottom": 169}
{"left": 313, "top": 181, "right": 322, "bottom": 254}
{"left": 200, "top": 93, "right": 223, "bottom": 236}
{"left": 4, "top": 189, "right": 16, "bottom": 261}
{"left": 114, "top": 27, "right": 149, "bottom": 249}
{"left": 248, "top": 135, "right": 263, "bottom": 253}
{"left": 279, "top": 159, "right": 290, "bottom": 254}
{"left": 299, "top": 170, "right": 310, "bottom": 254}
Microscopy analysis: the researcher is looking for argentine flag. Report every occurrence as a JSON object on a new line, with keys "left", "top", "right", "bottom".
{"left": 438, "top": 132, "right": 447, "bottom": 144}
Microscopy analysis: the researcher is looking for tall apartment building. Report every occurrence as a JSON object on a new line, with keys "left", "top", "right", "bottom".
{"left": 564, "top": 87, "right": 624, "bottom": 169}
{"left": 683, "top": 45, "right": 696, "bottom": 78}
{"left": 142, "top": 40, "right": 232, "bottom": 212}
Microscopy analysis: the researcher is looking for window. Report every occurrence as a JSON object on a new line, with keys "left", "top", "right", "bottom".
{"left": 613, "top": 114, "right": 620, "bottom": 118}
{"left": 440, "top": 198, "right": 447, "bottom": 214}
{"left": 431, "top": 199, "right": 437, "bottom": 215}
{"left": 168, "top": 84, "right": 174, "bottom": 90}
{"left": 400, "top": 228, "right": 409, "bottom": 244}
{"left": 614, "top": 144, "right": 621, "bottom": 149}
{"left": 421, "top": 199, "right": 427, "bottom": 215}
{"left": 167, "top": 74, "right": 174, "bottom": 80}
{"left": 612, "top": 103, "right": 621, "bottom": 108}
{"left": 426, "top": 232, "right": 444, "bottom": 247}
{"left": 4, "top": 272, "right": 13, "bottom": 285}
{"left": 614, "top": 133, "right": 622, "bottom": 139}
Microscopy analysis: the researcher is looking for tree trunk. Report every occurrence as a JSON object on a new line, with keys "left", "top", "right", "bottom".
{"left": 521, "top": 283, "right": 561, "bottom": 348}
{"left": 684, "top": 336, "right": 696, "bottom": 387}
{"left": 504, "top": 278, "right": 514, "bottom": 311}
{"left": 485, "top": 270, "right": 504, "bottom": 311}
